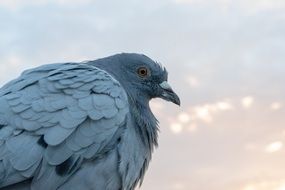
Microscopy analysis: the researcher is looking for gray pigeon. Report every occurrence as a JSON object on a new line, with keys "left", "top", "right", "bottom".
{"left": 0, "top": 53, "right": 180, "bottom": 190}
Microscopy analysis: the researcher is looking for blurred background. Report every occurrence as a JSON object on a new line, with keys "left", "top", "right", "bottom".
{"left": 0, "top": 0, "right": 285, "bottom": 189}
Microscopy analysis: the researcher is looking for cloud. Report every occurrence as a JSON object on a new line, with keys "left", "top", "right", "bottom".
{"left": 167, "top": 99, "right": 234, "bottom": 134}
{"left": 271, "top": 102, "right": 283, "bottom": 110}
{"left": 172, "top": 0, "right": 285, "bottom": 13}
{"left": 192, "top": 100, "right": 234, "bottom": 123}
{"left": 265, "top": 141, "right": 283, "bottom": 153}
{"left": 177, "top": 112, "right": 191, "bottom": 123}
{"left": 170, "top": 123, "right": 183, "bottom": 134}
{"left": 216, "top": 101, "right": 233, "bottom": 111}
{"left": 242, "top": 180, "right": 285, "bottom": 190}
{"left": 0, "top": 0, "right": 93, "bottom": 10}
{"left": 193, "top": 105, "right": 213, "bottom": 123}
{"left": 171, "top": 182, "right": 186, "bottom": 190}
{"left": 173, "top": 0, "right": 229, "bottom": 6}
{"left": 0, "top": 55, "right": 37, "bottom": 86}
{"left": 238, "top": 0, "right": 285, "bottom": 13}
{"left": 242, "top": 96, "right": 254, "bottom": 109}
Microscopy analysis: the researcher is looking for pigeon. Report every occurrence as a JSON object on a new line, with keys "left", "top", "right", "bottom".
{"left": 0, "top": 53, "right": 180, "bottom": 190}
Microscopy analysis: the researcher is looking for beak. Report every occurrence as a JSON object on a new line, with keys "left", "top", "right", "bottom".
{"left": 159, "top": 81, "right": 180, "bottom": 106}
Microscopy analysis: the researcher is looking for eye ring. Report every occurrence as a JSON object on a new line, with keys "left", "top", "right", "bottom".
{"left": 137, "top": 67, "right": 149, "bottom": 77}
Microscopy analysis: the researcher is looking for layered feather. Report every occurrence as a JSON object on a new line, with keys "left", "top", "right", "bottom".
{"left": 0, "top": 63, "right": 128, "bottom": 189}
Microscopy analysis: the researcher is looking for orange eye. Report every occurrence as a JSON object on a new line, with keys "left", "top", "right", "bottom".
{"left": 137, "top": 67, "right": 148, "bottom": 77}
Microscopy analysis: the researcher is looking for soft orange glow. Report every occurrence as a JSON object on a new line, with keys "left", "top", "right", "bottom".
{"left": 241, "top": 181, "right": 285, "bottom": 190}
{"left": 177, "top": 112, "right": 191, "bottom": 123}
{"left": 170, "top": 123, "right": 183, "bottom": 134}
{"left": 271, "top": 102, "right": 282, "bottom": 110}
{"left": 242, "top": 96, "right": 254, "bottom": 109}
{"left": 216, "top": 101, "right": 233, "bottom": 110}
{"left": 243, "top": 185, "right": 255, "bottom": 190}
{"left": 194, "top": 106, "right": 213, "bottom": 123}
{"left": 265, "top": 141, "right": 283, "bottom": 153}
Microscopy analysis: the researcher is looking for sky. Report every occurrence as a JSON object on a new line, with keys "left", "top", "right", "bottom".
{"left": 0, "top": 0, "right": 285, "bottom": 189}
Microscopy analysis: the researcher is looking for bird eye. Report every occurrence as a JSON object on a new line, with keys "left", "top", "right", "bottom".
{"left": 137, "top": 67, "right": 148, "bottom": 77}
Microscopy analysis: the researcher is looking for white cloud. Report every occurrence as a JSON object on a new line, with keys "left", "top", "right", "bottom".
{"left": 238, "top": 0, "right": 285, "bottom": 13}
{"left": 277, "top": 184, "right": 285, "bottom": 190}
{"left": 242, "top": 180, "right": 285, "bottom": 190}
{"left": 173, "top": 0, "right": 229, "bottom": 5}
{"left": 0, "top": 0, "right": 44, "bottom": 10}
{"left": 172, "top": 182, "right": 186, "bottom": 190}
{"left": 265, "top": 141, "right": 283, "bottom": 153}
{"left": 168, "top": 100, "right": 234, "bottom": 134}
{"left": 0, "top": 55, "right": 36, "bottom": 86}
{"left": 173, "top": 0, "right": 285, "bottom": 15}
{"left": 170, "top": 123, "right": 183, "bottom": 134}
{"left": 216, "top": 101, "right": 233, "bottom": 110}
{"left": 191, "top": 100, "right": 234, "bottom": 123}
{"left": 243, "top": 185, "right": 255, "bottom": 190}
{"left": 271, "top": 102, "right": 282, "bottom": 110}
{"left": 242, "top": 96, "right": 254, "bottom": 109}
{"left": 177, "top": 112, "right": 191, "bottom": 124}
{"left": 0, "top": 0, "right": 92, "bottom": 10}
{"left": 194, "top": 105, "right": 213, "bottom": 123}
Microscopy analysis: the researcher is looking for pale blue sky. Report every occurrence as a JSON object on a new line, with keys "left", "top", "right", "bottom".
{"left": 0, "top": 0, "right": 285, "bottom": 189}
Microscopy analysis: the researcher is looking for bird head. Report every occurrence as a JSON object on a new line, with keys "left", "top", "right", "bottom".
{"left": 93, "top": 53, "right": 180, "bottom": 106}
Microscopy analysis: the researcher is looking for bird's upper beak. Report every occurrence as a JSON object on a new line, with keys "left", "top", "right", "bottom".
{"left": 159, "top": 81, "right": 180, "bottom": 106}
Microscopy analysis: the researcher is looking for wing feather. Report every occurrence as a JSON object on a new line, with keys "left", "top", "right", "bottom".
{"left": 0, "top": 63, "right": 129, "bottom": 189}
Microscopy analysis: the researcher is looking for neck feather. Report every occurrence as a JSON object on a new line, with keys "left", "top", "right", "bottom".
{"left": 129, "top": 97, "right": 159, "bottom": 151}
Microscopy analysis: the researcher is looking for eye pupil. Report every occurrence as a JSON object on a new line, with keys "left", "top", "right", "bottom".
{"left": 138, "top": 67, "right": 148, "bottom": 77}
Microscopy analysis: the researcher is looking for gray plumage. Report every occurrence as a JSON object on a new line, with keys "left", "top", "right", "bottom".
{"left": 0, "top": 53, "right": 180, "bottom": 190}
